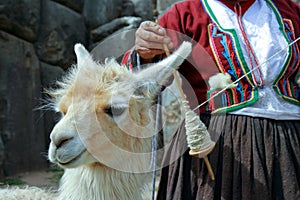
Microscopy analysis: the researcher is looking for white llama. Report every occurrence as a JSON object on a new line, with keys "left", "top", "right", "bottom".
{"left": 0, "top": 41, "right": 192, "bottom": 200}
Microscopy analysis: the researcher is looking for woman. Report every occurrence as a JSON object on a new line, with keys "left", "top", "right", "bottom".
{"left": 122, "top": 0, "right": 300, "bottom": 199}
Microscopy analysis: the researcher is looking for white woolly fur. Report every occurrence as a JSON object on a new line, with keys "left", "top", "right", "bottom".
{"left": 0, "top": 42, "right": 192, "bottom": 200}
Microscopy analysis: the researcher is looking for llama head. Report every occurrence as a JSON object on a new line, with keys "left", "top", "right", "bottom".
{"left": 48, "top": 42, "right": 192, "bottom": 171}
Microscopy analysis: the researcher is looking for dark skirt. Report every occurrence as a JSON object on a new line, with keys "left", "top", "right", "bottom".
{"left": 156, "top": 114, "right": 300, "bottom": 200}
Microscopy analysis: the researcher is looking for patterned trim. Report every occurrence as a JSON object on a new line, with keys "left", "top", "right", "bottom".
{"left": 206, "top": 22, "right": 258, "bottom": 113}
{"left": 274, "top": 19, "right": 300, "bottom": 105}
{"left": 265, "top": 0, "right": 300, "bottom": 106}
{"left": 202, "top": 0, "right": 255, "bottom": 86}
{"left": 207, "top": 88, "right": 258, "bottom": 114}
{"left": 203, "top": 0, "right": 299, "bottom": 112}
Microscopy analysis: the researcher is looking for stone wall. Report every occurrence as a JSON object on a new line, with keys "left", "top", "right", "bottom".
{"left": 0, "top": 0, "right": 155, "bottom": 179}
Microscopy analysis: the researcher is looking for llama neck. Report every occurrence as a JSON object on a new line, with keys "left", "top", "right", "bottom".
{"left": 57, "top": 164, "right": 149, "bottom": 200}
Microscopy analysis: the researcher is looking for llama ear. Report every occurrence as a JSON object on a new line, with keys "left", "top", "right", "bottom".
{"left": 137, "top": 41, "right": 191, "bottom": 85}
{"left": 74, "top": 43, "right": 93, "bottom": 68}
{"left": 133, "top": 41, "right": 192, "bottom": 98}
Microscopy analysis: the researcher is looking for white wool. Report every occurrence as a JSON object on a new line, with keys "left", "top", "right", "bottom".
{"left": 0, "top": 186, "right": 56, "bottom": 200}
{"left": 57, "top": 165, "right": 150, "bottom": 200}
{"left": 182, "top": 100, "right": 213, "bottom": 151}
{"left": 1, "top": 42, "right": 192, "bottom": 200}
{"left": 208, "top": 72, "right": 238, "bottom": 90}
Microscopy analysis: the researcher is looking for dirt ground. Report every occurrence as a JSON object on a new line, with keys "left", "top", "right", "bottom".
{"left": 19, "top": 170, "right": 60, "bottom": 188}
{"left": 0, "top": 168, "right": 61, "bottom": 189}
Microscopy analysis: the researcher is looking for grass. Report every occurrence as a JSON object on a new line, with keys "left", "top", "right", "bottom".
{"left": 0, "top": 166, "right": 64, "bottom": 188}
{"left": 0, "top": 176, "right": 26, "bottom": 186}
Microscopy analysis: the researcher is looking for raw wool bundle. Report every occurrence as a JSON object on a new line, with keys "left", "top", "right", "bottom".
{"left": 208, "top": 72, "right": 237, "bottom": 90}
{"left": 182, "top": 100, "right": 215, "bottom": 156}
{"left": 162, "top": 41, "right": 216, "bottom": 180}
{"left": 172, "top": 73, "right": 216, "bottom": 179}
{"left": 181, "top": 98, "right": 215, "bottom": 180}
{"left": 180, "top": 71, "right": 241, "bottom": 179}
{"left": 178, "top": 72, "right": 237, "bottom": 180}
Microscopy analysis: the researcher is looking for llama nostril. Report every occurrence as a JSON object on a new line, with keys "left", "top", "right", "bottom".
{"left": 56, "top": 137, "right": 72, "bottom": 149}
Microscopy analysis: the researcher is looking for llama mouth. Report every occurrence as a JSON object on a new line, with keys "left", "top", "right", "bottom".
{"left": 57, "top": 150, "right": 86, "bottom": 167}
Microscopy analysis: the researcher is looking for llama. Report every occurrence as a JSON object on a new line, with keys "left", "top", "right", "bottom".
{"left": 47, "top": 41, "right": 191, "bottom": 200}
{"left": 0, "top": 41, "right": 188, "bottom": 200}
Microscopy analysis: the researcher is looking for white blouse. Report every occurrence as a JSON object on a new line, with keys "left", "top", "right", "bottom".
{"left": 207, "top": 0, "right": 300, "bottom": 120}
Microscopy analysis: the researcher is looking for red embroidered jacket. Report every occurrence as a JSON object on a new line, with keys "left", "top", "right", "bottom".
{"left": 122, "top": 0, "right": 300, "bottom": 114}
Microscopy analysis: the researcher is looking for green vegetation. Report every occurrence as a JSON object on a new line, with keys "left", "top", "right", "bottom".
{"left": 0, "top": 177, "right": 26, "bottom": 186}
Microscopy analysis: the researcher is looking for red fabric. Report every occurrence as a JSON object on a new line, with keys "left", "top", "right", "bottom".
{"left": 157, "top": 0, "right": 300, "bottom": 113}
{"left": 219, "top": 0, "right": 256, "bottom": 15}
{"left": 121, "top": 50, "right": 130, "bottom": 66}
{"left": 121, "top": 0, "right": 300, "bottom": 113}
{"left": 158, "top": 0, "right": 219, "bottom": 113}
{"left": 121, "top": 49, "right": 134, "bottom": 70}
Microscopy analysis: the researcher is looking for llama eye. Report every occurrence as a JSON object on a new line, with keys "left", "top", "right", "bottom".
{"left": 104, "top": 105, "right": 126, "bottom": 118}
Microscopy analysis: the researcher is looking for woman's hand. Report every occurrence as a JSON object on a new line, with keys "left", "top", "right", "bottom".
{"left": 135, "top": 21, "right": 174, "bottom": 60}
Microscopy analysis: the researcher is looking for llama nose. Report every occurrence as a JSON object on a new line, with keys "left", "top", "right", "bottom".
{"left": 50, "top": 119, "right": 76, "bottom": 149}
{"left": 55, "top": 137, "right": 73, "bottom": 149}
